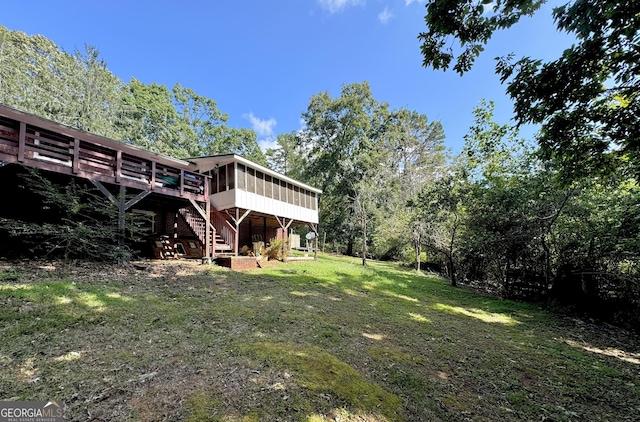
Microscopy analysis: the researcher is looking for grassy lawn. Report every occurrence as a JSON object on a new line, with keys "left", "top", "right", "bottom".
{"left": 1, "top": 255, "right": 639, "bottom": 421}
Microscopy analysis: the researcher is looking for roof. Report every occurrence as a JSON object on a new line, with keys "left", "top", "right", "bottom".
{"left": 189, "top": 154, "right": 323, "bottom": 194}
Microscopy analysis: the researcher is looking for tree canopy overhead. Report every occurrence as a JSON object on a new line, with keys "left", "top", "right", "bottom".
{"left": 419, "top": 0, "right": 640, "bottom": 180}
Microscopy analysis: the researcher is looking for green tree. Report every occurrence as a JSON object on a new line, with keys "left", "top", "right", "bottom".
{"left": 266, "top": 132, "right": 303, "bottom": 176}
{"left": 420, "top": 172, "right": 468, "bottom": 286}
{"left": 204, "top": 126, "right": 267, "bottom": 166}
{"left": 372, "top": 108, "right": 446, "bottom": 265}
{"left": 298, "top": 82, "right": 388, "bottom": 255}
{"left": 0, "top": 26, "right": 131, "bottom": 140}
{"left": 419, "top": 0, "right": 640, "bottom": 180}
{"left": 124, "top": 79, "right": 267, "bottom": 163}
{"left": 124, "top": 78, "right": 179, "bottom": 155}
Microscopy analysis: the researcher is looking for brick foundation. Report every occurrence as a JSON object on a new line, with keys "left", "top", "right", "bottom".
{"left": 216, "top": 256, "right": 257, "bottom": 270}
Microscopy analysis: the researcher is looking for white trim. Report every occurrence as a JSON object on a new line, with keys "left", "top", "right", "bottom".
{"left": 189, "top": 154, "right": 322, "bottom": 194}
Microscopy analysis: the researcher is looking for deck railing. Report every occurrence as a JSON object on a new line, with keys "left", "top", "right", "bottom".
{"left": 0, "top": 111, "right": 207, "bottom": 202}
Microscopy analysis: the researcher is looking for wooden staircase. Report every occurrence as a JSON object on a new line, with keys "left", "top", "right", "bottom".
{"left": 179, "top": 206, "right": 234, "bottom": 255}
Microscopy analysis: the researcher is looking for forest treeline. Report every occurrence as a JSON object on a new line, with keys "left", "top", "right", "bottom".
{"left": 0, "top": 25, "right": 266, "bottom": 165}
{"left": 1, "top": 18, "right": 639, "bottom": 329}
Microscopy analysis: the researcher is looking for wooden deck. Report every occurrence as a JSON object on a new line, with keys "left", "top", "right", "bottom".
{"left": 0, "top": 105, "right": 207, "bottom": 203}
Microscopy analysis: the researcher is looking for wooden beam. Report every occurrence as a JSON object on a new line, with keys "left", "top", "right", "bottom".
{"left": 91, "top": 180, "right": 150, "bottom": 218}
{"left": 188, "top": 199, "right": 208, "bottom": 221}
{"left": 124, "top": 189, "right": 152, "bottom": 211}
{"left": 237, "top": 209, "right": 251, "bottom": 225}
{"left": 211, "top": 208, "right": 237, "bottom": 234}
{"left": 274, "top": 216, "right": 294, "bottom": 261}
{"left": 91, "top": 180, "right": 117, "bottom": 205}
{"left": 233, "top": 209, "right": 253, "bottom": 256}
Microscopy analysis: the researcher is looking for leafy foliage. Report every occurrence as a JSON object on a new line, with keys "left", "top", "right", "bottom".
{"left": 265, "top": 238, "right": 285, "bottom": 261}
{"left": 0, "top": 168, "right": 148, "bottom": 261}
{"left": 289, "top": 82, "right": 446, "bottom": 259}
{"left": 419, "top": 0, "right": 640, "bottom": 180}
{"left": 418, "top": 101, "right": 640, "bottom": 327}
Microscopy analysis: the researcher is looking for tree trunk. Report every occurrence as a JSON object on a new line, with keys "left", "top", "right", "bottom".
{"left": 448, "top": 255, "right": 457, "bottom": 287}
{"left": 362, "top": 215, "right": 367, "bottom": 266}
{"left": 415, "top": 241, "right": 421, "bottom": 271}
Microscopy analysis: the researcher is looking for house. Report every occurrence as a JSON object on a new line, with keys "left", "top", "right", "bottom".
{"left": 0, "top": 104, "right": 321, "bottom": 265}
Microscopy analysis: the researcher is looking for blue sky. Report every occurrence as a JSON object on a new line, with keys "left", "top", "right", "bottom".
{"left": 3, "top": 0, "right": 574, "bottom": 154}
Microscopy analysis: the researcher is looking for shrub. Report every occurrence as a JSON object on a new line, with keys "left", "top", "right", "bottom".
{"left": 265, "top": 238, "right": 284, "bottom": 261}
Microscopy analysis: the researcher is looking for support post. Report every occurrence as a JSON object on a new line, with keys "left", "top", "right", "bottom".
{"left": 91, "top": 180, "right": 151, "bottom": 263}
{"left": 188, "top": 198, "right": 212, "bottom": 263}
{"left": 263, "top": 216, "right": 267, "bottom": 247}
{"left": 275, "top": 216, "right": 294, "bottom": 261}
{"left": 230, "top": 208, "right": 251, "bottom": 256}
{"left": 205, "top": 200, "right": 212, "bottom": 262}
{"left": 309, "top": 224, "right": 319, "bottom": 261}
{"left": 117, "top": 185, "right": 126, "bottom": 249}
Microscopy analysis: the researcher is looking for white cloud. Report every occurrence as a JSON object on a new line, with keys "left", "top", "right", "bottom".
{"left": 378, "top": 6, "right": 393, "bottom": 24}
{"left": 405, "top": 0, "right": 425, "bottom": 5}
{"left": 242, "top": 112, "right": 277, "bottom": 137}
{"left": 318, "top": 0, "right": 365, "bottom": 14}
{"left": 258, "top": 137, "right": 278, "bottom": 152}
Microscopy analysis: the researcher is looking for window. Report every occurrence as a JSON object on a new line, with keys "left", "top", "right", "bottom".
{"left": 237, "top": 164, "right": 246, "bottom": 190}
{"left": 273, "top": 177, "right": 280, "bottom": 200}
{"left": 247, "top": 167, "right": 256, "bottom": 193}
{"left": 227, "top": 163, "right": 235, "bottom": 190}
{"left": 287, "top": 183, "right": 294, "bottom": 204}
{"left": 210, "top": 171, "right": 218, "bottom": 194}
{"left": 280, "top": 179, "right": 287, "bottom": 202}
{"left": 294, "top": 186, "right": 300, "bottom": 206}
{"left": 265, "top": 175, "right": 273, "bottom": 198}
{"left": 256, "top": 171, "right": 264, "bottom": 196}
{"left": 310, "top": 192, "right": 317, "bottom": 210}
{"left": 218, "top": 164, "right": 227, "bottom": 192}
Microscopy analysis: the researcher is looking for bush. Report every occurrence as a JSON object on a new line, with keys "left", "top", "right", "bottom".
{"left": 265, "top": 238, "right": 284, "bottom": 261}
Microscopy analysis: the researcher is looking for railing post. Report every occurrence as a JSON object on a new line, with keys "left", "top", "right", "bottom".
{"left": 151, "top": 161, "right": 156, "bottom": 190}
{"left": 72, "top": 138, "right": 80, "bottom": 174}
{"left": 116, "top": 150, "right": 122, "bottom": 182}
{"left": 18, "top": 122, "right": 26, "bottom": 162}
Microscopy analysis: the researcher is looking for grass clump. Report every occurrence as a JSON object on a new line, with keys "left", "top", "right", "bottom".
{"left": 242, "top": 342, "right": 403, "bottom": 421}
